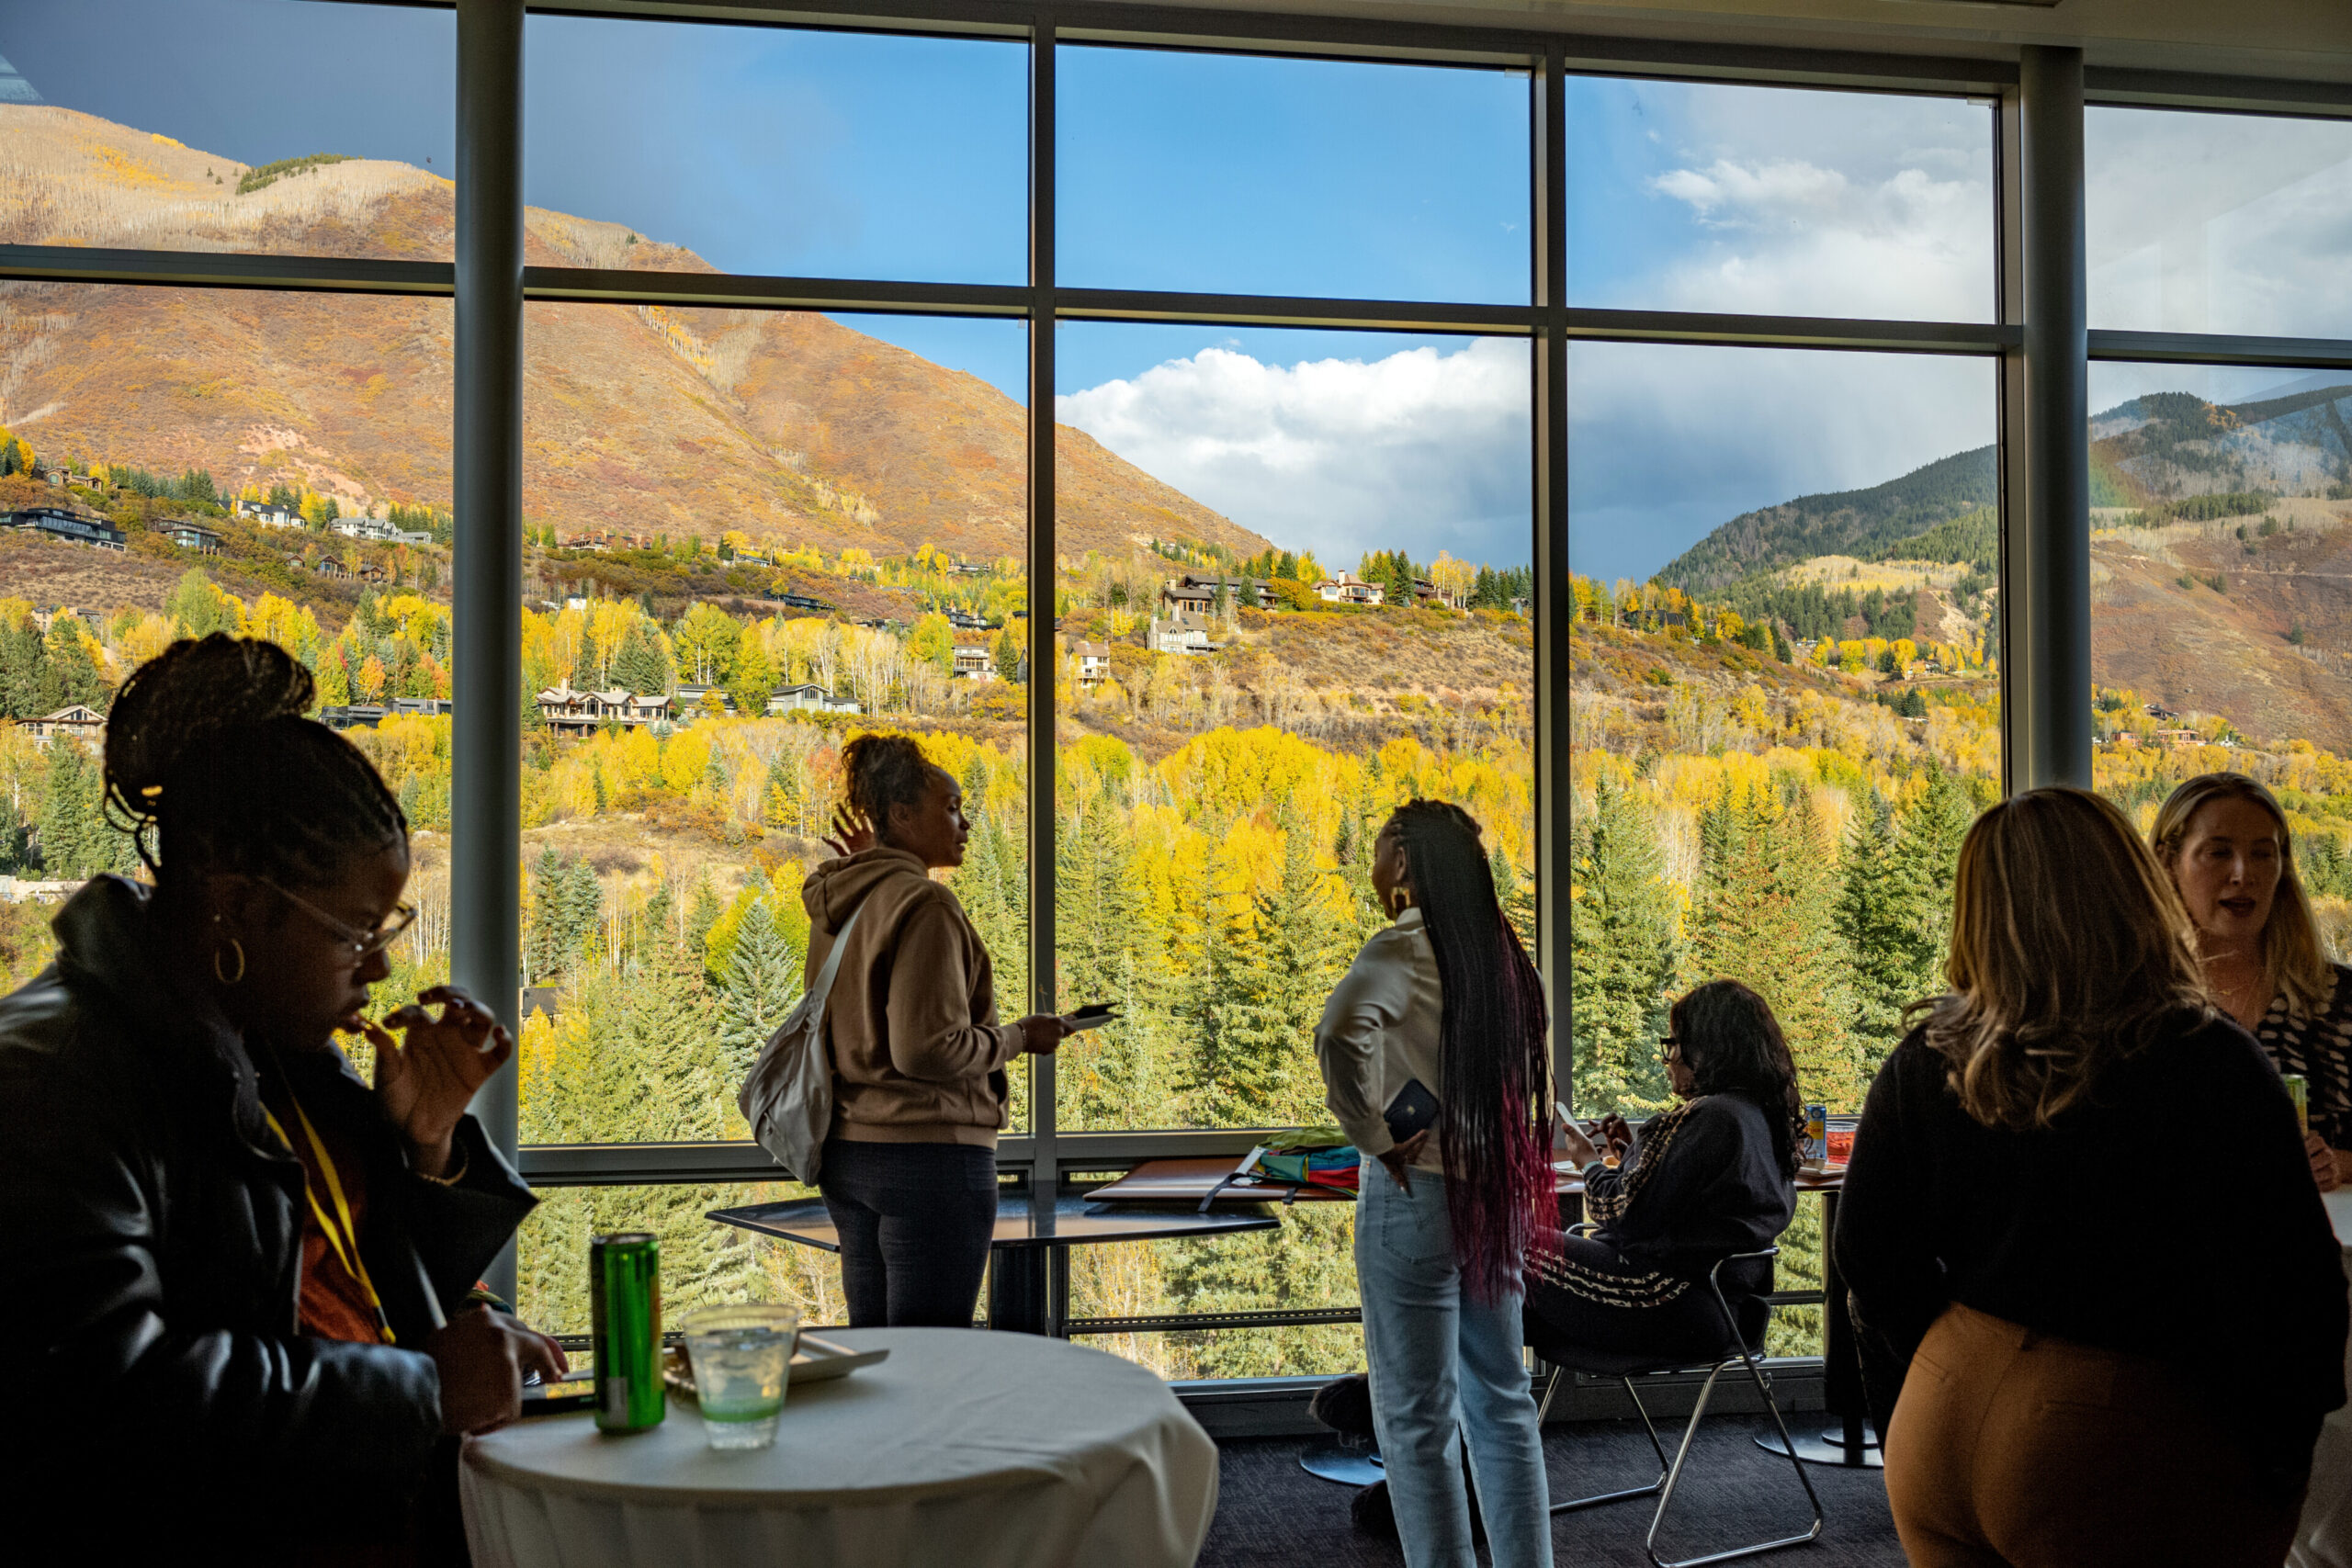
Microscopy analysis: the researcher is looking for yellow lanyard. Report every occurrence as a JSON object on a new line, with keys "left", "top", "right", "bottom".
{"left": 263, "top": 1091, "right": 395, "bottom": 1346}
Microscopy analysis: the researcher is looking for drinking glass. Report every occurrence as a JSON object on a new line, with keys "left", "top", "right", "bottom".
{"left": 680, "top": 1303, "right": 800, "bottom": 1450}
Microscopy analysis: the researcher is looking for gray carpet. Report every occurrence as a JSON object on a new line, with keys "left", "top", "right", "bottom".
{"left": 1200, "top": 1416, "right": 1905, "bottom": 1566}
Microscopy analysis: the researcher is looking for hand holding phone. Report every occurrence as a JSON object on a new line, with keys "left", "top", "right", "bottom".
{"left": 1384, "top": 1079, "right": 1441, "bottom": 1145}
{"left": 1065, "top": 1002, "right": 1121, "bottom": 1032}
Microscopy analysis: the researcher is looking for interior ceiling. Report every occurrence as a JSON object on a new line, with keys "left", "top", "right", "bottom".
{"left": 1086, "top": 0, "right": 2352, "bottom": 83}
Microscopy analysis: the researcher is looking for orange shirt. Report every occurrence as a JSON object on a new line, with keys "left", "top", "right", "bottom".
{"left": 258, "top": 1077, "right": 389, "bottom": 1346}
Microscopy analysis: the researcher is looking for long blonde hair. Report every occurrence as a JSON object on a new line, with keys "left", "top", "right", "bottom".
{"left": 1920, "top": 786, "right": 2211, "bottom": 1131}
{"left": 2151, "top": 773, "right": 2334, "bottom": 1022}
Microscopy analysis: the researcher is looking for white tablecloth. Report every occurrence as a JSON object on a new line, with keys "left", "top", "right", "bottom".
{"left": 461, "top": 1328, "right": 1218, "bottom": 1568}
{"left": 2292, "top": 1193, "right": 2352, "bottom": 1568}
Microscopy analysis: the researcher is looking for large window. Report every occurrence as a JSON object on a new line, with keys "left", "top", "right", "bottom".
{"left": 1053, "top": 323, "right": 1533, "bottom": 1134}
{"left": 16, "top": 0, "right": 2345, "bottom": 1384}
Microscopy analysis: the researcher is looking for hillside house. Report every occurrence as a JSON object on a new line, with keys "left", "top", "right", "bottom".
{"left": 1162, "top": 574, "right": 1276, "bottom": 616}
{"left": 765, "top": 591, "right": 830, "bottom": 612}
{"left": 164, "top": 520, "right": 223, "bottom": 553}
{"left": 1315, "top": 571, "right": 1385, "bottom": 606}
{"left": 768, "top": 684, "right": 861, "bottom": 714}
{"left": 1148, "top": 614, "right": 1215, "bottom": 655}
{"left": 20, "top": 705, "right": 103, "bottom": 744}
{"left": 537, "top": 682, "right": 673, "bottom": 734}
{"left": 2154, "top": 728, "right": 2201, "bottom": 749}
{"left": 1073, "top": 641, "right": 1113, "bottom": 686}
{"left": 239, "top": 501, "right": 303, "bottom": 528}
{"left": 945, "top": 608, "right": 991, "bottom": 631}
{"left": 321, "top": 705, "right": 387, "bottom": 730}
{"left": 39, "top": 467, "right": 68, "bottom": 486}
{"left": 336, "top": 516, "right": 432, "bottom": 547}
{"left": 953, "top": 643, "right": 998, "bottom": 682}
{"left": 675, "top": 683, "right": 731, "bottom": 715}
{"left": 2, "top": 507, "right": 126, "bottom": 552}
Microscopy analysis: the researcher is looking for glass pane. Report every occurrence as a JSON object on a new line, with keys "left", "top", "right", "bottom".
{"left": 1567, "top": 343, "right": 2001, "bottom": 1125}
{"left": 0, "top": 278, "right": 451, "bottom": 991}
{"left": 515, "top": 1180, "right": 844, "bottom": 1339}
{"left": 1053, "top": 324, "right": 1533, "bottom": 1131}
{"left": 2088, "top": 108, "right": 2352, "bottom": 339}
{"left": 2, "top": 0, "right": 455, "bottom": 263}
{"left": 1058, "top": 47, "right": 1528, "bottom": 303}
{"left": 516, "top": 306, "right": 1030, "bottom": 1144}
{"left": 1067, "top": 1201, "right": 1362, "bottom": 1381}
{"left": 1566, "top": 78, "right": 1995, "bottom": 323}
{"left": 524, "top": 17, "right": 1025, "bottom": 285}
{"left": 2087, "top": 362, "right": 2352, "bottom": 874}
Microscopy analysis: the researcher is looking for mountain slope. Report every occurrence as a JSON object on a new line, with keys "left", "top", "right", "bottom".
{"left": 1654, "top": 446, "right": 1997, "bottom": 592}
{"left": 0, "top": 104, "right": 1270, "bottom": 561}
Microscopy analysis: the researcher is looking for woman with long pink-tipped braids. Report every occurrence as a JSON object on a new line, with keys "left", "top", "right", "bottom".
{"left": 1314, "top": 798, "right": 1559, "bottom": 1568}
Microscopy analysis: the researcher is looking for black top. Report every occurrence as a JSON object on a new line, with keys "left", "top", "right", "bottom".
{"left": 1584, "top": 1092, "right": 1796, "bottom": 1292}
{"left": 0, "top": 877, "right": 537, "bottom": 1557}
{"left": 2256, "top": 962, "right": 2352, "bottom": 1153}
{"left": 1837, "top": 1012, "right": 2347, "bottom": 1469}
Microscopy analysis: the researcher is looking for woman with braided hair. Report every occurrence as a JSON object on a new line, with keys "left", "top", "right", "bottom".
{"left": 1313, "top": 798, "right": 1558, "bottom": 1567}
{"left": 0, "top": 634, "right": 564, "bottom": 1565}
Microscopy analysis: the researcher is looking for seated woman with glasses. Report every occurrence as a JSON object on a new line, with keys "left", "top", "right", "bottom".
{"left": 0, "top": 635, "right": 567, "bottom": 1565}
{"left": 1532, "top": 979, "right": 1804, "bottom": 1363}
{"left": 1838, "top": 786, "right": 2346, "bottom": 1568}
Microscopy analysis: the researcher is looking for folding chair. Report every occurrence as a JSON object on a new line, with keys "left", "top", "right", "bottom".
{"left": 1528, "top": 1237, "right": 1825, "bottom": 1568}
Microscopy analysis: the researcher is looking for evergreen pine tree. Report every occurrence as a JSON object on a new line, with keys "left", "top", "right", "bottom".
{"left": 1568, "top": 775, "right": 1677, "bottom": 1114}
{"left": 715, "top": 898, "right": 803, "bottom": 1110}
{"left": 1835, "top": 790, "right": 1914, "bottom": 1055}
{"left": 35, "top": 744, "right": 110, "bottom": 877}
{"left": 1687, "top": 784, "right": 1864, "bottom": 1110}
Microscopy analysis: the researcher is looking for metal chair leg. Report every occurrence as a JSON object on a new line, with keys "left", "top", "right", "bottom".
{"left": 1643, "top": 1349, "right": 1827, "bottom": 1568}
{"left": 1549, "top": 1376, "right": 1670, "bottom": 1513}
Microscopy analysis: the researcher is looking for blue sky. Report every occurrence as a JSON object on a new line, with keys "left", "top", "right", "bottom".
{"left": 6, "top": 2, "right": 2346, "bottom": 583}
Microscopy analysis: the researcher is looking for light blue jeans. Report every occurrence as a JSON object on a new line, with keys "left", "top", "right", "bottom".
{"left": 1356, "top": 1163, "right": 1555, "bottom": 1568}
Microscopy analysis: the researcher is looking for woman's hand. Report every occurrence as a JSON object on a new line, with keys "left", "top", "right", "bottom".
{"left": 1378, "top": 1129, "right": 1430, "bottom": 1193}
{"left": 1599, "top": 1113, "right": 1634, "bottom": 1159}
{"left": 2307, "top": 1129, "right": 2341, "bottom": 1192}
{"left": 1018, "top": 1014, "right": 1075, "bottom": 1055}
{"left": 1556, "top": 1118, "right": 1602, "bottom": 1167}
{"left": 426, "top": 1304, "right": 566, "bottom": 1436}
{"left": 822, "top": 805, "right": 876, "bottom": 859}
{"left": 373, "top": 985, "right": 513, "bottom": 1179}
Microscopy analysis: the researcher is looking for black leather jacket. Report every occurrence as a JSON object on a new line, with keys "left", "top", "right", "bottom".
{"left": 0, "top": 876, "right": 536, "bottom": 1552}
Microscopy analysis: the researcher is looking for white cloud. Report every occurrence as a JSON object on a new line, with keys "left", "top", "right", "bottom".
{"left": 1055, "top": 339, "right": 1531, "bottom": 571}
{"left": 1610, "top": 81, "right": 1996, "bottom": 321}
{"left": 2086, "top": 108, "right": 2352, "bottom": 337}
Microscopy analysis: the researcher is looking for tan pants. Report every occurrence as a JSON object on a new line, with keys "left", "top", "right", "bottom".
{"left": 1885, "top": 1302, "right": 2303, "bottom": 1568}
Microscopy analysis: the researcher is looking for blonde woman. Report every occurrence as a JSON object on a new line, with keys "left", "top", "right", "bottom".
{"left": 1837, "top": 786, "right": 2346, "bottom": 1568}
{"left": 2153, "top": 773, "right": 2351, "bottom": 1190}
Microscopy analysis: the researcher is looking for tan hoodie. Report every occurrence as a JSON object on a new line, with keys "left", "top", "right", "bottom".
{"left": 802, "top": 846, "right": 1022, "bottom": 1148}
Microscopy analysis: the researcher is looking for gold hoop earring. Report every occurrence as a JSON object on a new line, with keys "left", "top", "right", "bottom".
{"left": 214, "top": 938, "right": 246, "bottom": 986}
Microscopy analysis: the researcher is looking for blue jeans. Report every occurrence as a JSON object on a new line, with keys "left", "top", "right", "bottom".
{"left": 1356, "top": 1164, "right": 1554, "bottom": 1568}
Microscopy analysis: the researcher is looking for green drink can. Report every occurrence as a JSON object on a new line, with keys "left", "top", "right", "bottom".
{"left": 588, "top": 1233, "right": 664, "bottom": 1433}
{"left": 2286, "top": 1073, "right": 2310, "bottom": 1133}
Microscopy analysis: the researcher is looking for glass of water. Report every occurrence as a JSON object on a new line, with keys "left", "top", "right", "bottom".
{"left": 679, "top": 1303, "right": 801, "bottom": 1450}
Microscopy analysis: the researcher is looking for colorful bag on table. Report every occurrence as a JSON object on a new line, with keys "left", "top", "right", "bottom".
{"left": 1251, "top": 1127, "right": 1361, "bottom": 1195}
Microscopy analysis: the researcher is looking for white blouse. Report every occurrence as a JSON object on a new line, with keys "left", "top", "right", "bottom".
{"left": 1313, "top": 907, "right": 1446, "bottom": 1172}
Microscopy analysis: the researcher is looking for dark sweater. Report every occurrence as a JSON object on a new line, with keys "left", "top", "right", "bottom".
{"left": 1585, "top": 1092, "right": 1796, "bottom": 1291}
{"left": 1837, "top": 1013, "right": 2347, "bottom": 1467}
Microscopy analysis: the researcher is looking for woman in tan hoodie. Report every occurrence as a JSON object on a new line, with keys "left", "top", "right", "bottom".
{"left": 807, "top": 734, "right": 1070, "bottom": 1327}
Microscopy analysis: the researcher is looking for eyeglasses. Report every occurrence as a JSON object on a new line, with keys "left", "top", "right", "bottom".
{"left": 1660, "top": 1036, "right": 1682, "bottom": 1062}
{"left": 263, "top": 880, "right": 418, "bottom": 963}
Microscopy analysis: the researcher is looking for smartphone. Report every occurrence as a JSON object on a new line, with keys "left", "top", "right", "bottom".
{"left": 1066, "top": 1002, "right": 1121, "bottom": 1032}
{"left": 1384, "top": 1078, "right": 1442, "bottom": 1144}
{"left": 521, "top": 1376, "right": 598, "bottom": 1414}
